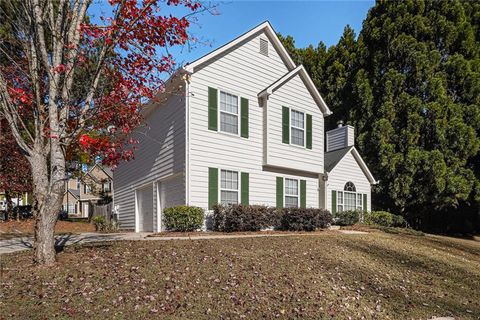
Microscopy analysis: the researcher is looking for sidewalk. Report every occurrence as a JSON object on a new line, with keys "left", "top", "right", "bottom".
{"left": 0, "top": 229, "right": 367, "bottom": 255}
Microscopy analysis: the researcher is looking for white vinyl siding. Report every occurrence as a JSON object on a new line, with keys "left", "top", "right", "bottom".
{"left": 326, "top": 125, "right": 354, "bottom": 152}
{"left": 284, "top": 178, "right": 299, "bottom": 207}
{"left": 266, "top": 74, "right": 324, "bottom": 173}
{"left": 188, "top": 32, "right": 320, "bottom": 211}
{"left": 326, "top": 151, "right": 371, "bottom": 212}
{"left": 219, "top": 91, "right": 239, "bottom": 134}
{"left": 220, "top": 169, "right": 239, "bottom": 205}
{"left": 113, "top": 90, "right": 186, "bottom": 231}
{"left": 290, "top": 109, "right": 305, "bottom": 147}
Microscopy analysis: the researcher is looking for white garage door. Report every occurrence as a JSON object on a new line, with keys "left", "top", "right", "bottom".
{"left": 136, "top": 184, "right": 154, "bottom": 232}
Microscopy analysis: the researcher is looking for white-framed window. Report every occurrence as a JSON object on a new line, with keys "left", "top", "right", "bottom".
{"left": 284, "top": 178, "right": 299, "bottom": 208}
{"left": 290, "top": 109, "right": 305, "bottom": 146}
{"left": 84, "top": 184, "right": 91, "bottom": 194}
{"left": 337, "top": 182, "right": 363, "bottom": 212}
{"left": 103, "top": 182, "right": 111, "bottom": 193}
{"left": 219, "top": 91, "right": 239, "bottom": 134}
{"left": 220, "top": 169, "right": 239, "bottom": 205}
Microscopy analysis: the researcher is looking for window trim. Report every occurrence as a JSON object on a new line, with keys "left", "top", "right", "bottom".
{"left": 218, "top": 90, "right": 240, "bottom": 137}
{"left": 284, "top": 177, "right": 299, "bottom": 208}
{"left": 337, "top": 190, "right": 363, "bottom": 212}
{"left": 219, "top": 169, "right": 240, "bottom": 206}
{"left": 288, "top": 108, "right": 307, "bottom": 149}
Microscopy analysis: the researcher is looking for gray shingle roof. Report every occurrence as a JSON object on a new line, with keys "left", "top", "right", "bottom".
{"left": 324, "top": 146, "right": 354, "bottom": 173}
{"left": 68, "top": 188, "right": 80, "bottom": 198}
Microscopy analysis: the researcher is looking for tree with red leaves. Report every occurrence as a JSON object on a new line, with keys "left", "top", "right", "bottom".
{"left": 0, "top": 0, "right": 205, "bottom": 265}
{"left": 0, "top": 118, "right": 32, "bottom": 220}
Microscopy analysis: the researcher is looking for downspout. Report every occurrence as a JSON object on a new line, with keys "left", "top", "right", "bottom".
{"left": 184, "top": 74, "right": 191, "bottom": 205}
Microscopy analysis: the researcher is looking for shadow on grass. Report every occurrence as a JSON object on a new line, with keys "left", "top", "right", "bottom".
{"left": 332, "top": 237, "right": 480, "bottom": 317}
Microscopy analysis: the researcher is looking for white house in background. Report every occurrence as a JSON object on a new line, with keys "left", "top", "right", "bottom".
{"left": 113, "top": 22, "right": 377, "bottom": 232}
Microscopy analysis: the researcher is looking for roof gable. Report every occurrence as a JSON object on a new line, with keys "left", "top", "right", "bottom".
{"left": 184, "top": 21, "right": 296, "bottom": 73}
{"left": 258, "top": 65, "right": 332, "bottom": 115}
{"left": 325, "top": 146, "right": 377, "bottom": 184}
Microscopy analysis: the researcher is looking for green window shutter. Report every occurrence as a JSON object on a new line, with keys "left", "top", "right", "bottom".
{"left": 276, "top": 177, "right": 284, "bottom": 208}
{"left": 306, "top": 114, "right": 312, "bottom": 149}
{"left": 300, "top": 180, "right": 306, "bottom": 208}
{"left": 282, "top": 106, "right": 289, "bottom": 144}
{"left": 241, "top": 98, "right": 249, "bottom": 138}
{"left": 208, "top": 167, "right": 218, "bottom": 209}
{"left": 241, "top": 172, "right": 249, "bottom": 205}
{"left": 332, "top": 190, "right": 337, "bottom": 214}
{"left": 363, "top": 194, "right": 367, "bottom": 211}
{"left": 208, "top": 87, "right": 218, "bottom": 131}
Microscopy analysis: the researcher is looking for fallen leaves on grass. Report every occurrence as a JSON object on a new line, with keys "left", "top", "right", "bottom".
{"left": 0, "top": 233, "right": 479, "bottom": 319}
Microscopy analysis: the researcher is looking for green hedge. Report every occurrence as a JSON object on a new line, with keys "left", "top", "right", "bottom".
{"left": 163, "top": 205, "right": 204, "bottom": 232}
{"left": 212, "top": 204, "right": 275, "bottom": 232}
{"left": 333, "top": 210, "right": 361, "bottom": 226}
{"left": 277, "top": 207, "right": 332, "bottom": 231}
{"left": 364, "top": 211, "right": 406, "bottom": 228}
{"left": 213, "top": 204, "right": 332, "bottom": 232}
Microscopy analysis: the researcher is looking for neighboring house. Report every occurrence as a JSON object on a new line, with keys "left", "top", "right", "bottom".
{"left": 0, "top": 191, "right": 31, "bottom": 211}
{"left": 63, "top": 164, "right": 113, "bottom": 217}
{"left": 113, "top": 22, "right": 377, "bottom": 232}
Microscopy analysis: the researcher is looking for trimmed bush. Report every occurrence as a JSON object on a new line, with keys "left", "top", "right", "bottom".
{"left": 92, "top": 215, "right": 118, "bottom": 232}
{"left": 213, "top": 204, "right": 332, "bottom": 232}
{"left": 163, "top": 205, "right": 204, "bottom": 232}
{"left": 277, "top": 207, "right": 332, "bottom": 231}
{"left": 333, "top": 210, "right": 361, "bottom": 226}
{"left": 212, "top": 204, "right": 275, "bottom": 232}
{"left": 364, "top": 211, "right": 406, "bottom": 228}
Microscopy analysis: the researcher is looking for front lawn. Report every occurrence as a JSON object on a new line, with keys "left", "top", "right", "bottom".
{"left": 0, "top": 220, "right": 95, "bottom": 240}
{"left": 1, "top": 231, "right": 479, "bottom": 319}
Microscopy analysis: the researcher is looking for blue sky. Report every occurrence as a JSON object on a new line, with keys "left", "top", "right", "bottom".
{"left": 90, "top": 0, "right": 374, "bottom": 66}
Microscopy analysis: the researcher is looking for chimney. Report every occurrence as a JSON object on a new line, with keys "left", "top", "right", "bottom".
{"left": 326, "top": 121, "right": 354, "bottom": 152}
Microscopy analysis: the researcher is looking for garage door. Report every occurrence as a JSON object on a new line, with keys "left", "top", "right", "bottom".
{"left": 136, "top": 184, "right": 154, "bottom": 232}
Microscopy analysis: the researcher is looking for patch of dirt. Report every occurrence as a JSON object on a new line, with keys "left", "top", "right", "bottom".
{"left": 0, "top": 219, "right": 95, "bottom": 237}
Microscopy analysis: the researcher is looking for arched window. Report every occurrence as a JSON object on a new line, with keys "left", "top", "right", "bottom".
{"left": 344, "top": 182, "right": 356, "bottom": 192}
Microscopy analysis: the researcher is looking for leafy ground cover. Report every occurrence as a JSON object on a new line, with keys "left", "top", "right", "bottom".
{"left": 1, "top": 232, "right": 479, "bottom": 319}
{"left": 0, "top": 220, "right": 95, "bottom": 240}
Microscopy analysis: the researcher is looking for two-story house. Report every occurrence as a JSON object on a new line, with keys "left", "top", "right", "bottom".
{"left": 113, "top": 22, "right": 376, "bottom": 232}
{"left": 63, "top": 164, "right": 113, "bottom": 217}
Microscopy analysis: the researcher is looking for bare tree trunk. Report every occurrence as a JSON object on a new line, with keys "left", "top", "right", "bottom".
{"left": 29, "top": 145, "right": 65, "bottom": 265}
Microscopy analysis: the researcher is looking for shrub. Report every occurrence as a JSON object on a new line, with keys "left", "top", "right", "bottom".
{"left": 333, "top": 210, "right": 361, "bottom": 226}
{"left": 364, "top": 211, "right": 406, "bottom": 228}
{"left": 277, "top": 208, "right": 332, "bottom": 231}
{"left": 163, "top": 205, "right": 204, "bottom": 232}
{"left": 212, "top": 204, "right": 275, "bottom": 232}
{"left": 92, "top": 215, "right": 118, "bottom": 232}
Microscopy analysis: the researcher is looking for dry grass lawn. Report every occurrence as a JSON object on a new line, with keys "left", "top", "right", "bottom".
{"left": 0, "top": 231, "right": 479, "bottom": 319}
{"left": 0, "top": 220, "right": 95, "bottom": 240}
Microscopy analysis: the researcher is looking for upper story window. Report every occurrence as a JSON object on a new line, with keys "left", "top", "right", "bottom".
{"left": 220, "top": 169, "right": 239, "bottom": 205}
{"left": 284, "top": 178, "right": 299, "bottom": 208}
{"left": 220, "top": 91, "right": 239, "bottom": 134}
{"left": 84, "top": 184, "right": 91, "bottom": 194}
{"left": 103, "top": 182, "right": 111, "bottom": 193}
{"left": 290, "top": 109, "right": 305, "bottom": 146}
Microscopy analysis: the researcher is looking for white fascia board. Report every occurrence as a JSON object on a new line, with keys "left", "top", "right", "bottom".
{"left": 184, "top": 21, "right": 296, "bottom": 74}
{"left": 351, "top": 147, "right": 378, "bottom": 185}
